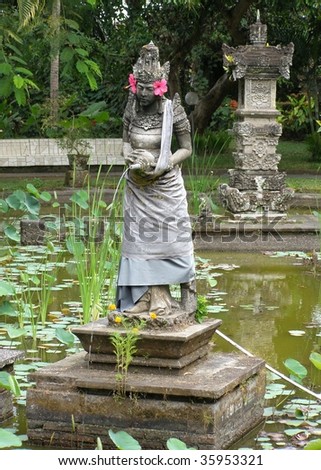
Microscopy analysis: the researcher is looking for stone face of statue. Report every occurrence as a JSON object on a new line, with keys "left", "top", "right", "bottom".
{"left": 136, "top": 81, "right": 157, "bottom": 109}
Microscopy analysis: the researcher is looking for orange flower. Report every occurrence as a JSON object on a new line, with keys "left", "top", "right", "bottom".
{"left": 230, "top": 99, "right": 238, "bottom": 110}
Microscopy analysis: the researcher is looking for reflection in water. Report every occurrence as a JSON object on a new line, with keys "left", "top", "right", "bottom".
{"left": 196, "top": 251, "right": 321, "bottom": 387}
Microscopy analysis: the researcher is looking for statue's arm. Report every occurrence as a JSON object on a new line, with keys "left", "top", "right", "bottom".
{"left": 170, "top": 93, "right": 192, "bottom": 167}
{"left": 122, "top": 128, "right": 133, "bottom": 162}
{"left": 170, "top": 132, "right": 192, "bottom": 167}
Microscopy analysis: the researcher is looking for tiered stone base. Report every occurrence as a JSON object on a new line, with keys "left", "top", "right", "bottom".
{"left": 26, "top": 319, "right": 266, "bottom": 449}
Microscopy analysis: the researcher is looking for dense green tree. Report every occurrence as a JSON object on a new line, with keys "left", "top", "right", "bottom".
{"left": 2, "top": 0, "right": 321, "bottom": 137}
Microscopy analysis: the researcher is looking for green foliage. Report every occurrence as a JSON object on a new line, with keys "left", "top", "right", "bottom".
{"left": 309, "top": 352, "right": 321, "bottom": 370}
{"left": 0, "top": 371, "right": 21, "bottom": 397}
{"left": 0, "top": 429, "right": 22, "bottom": 449}
{"left": 108, "top": 430, "right": 141, "bottom": 450}
{"left": 64, "top": 169, "right": 121, "bottom": 324}
{"left": 304, "top": 438, "right": 321, "bottom": 450}
{"left": 107, "top": 429, "right": 195, "bottom": 450}
{"left": 1, "top": 0, "right": 321, "bottom": 140}
{"left": 166, "top": 437, "right": 196, "bottom": 450}
{"left": 183, "top": 130, "right": 230, "bottom": 215}
{"left": 283, "top": 358, "right": 308, "bottom": 384}
{"left": 277, "top": 94, "right": 313, "bottom": 139}
{"left": 110, "top": 319, "right": 144, "bottom": 397}
{"left": 195, "top": 294, "right": 209, "bottom": 323}
{"left": 55, "top": 328, "right": 77, "bottom": 347}
{"left": 305, "top": 132, "right": 321, "bottom": 162}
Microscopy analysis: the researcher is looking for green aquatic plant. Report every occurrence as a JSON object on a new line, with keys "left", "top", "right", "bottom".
{"left": 0, "top": 371, "right": 22, "bottom": 449}
{"left": 63, "top": 167, "right": 122, "bottom": 324}
{"left": 110, "top": 318, "right": 145, "bottom": 397}
{"left": 106, "top": 429, "right": 195, "bottom": 450}
{"left": 195, "top": 294, "right": 209, "bottom": 323}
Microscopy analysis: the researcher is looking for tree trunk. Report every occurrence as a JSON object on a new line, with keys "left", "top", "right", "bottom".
{"left": 189, "top": 73, "right": 234, "bottom": 134}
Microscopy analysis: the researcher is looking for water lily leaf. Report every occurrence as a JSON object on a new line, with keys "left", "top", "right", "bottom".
{"left": 304, "top": 438, "right": 321, "bottom": 450}
{"left": 0, "top": 280, "right": 15, "bottom": 296}
{"left": 207, "top": 275, "right": 218, "bottom": 288}
{"left": 0, "top": 429, "right": 22, "bottom": 449}
{"left": 288, "top": 330, "right": 306, "bottom": 336}
{"left": 309, "top": 352, "right": 321, "bottom": 371}
{"left": 66, "top": 237, "right": 85, "bottom": 256}
{"left": 6, "top": 325, "right": 27, "bottom": 339}
{"left": 6, "top": 192, "right": 24, "bottom": 210}
{"left": 4, "top": 224, "right": 20, "bottom": 242}
{"left": 25, "top": 195, "right": 40, "bottom": 215}
{"left": 55, "top": 328, "right": 76, "bottom": 346}
{"left": 284, "top": 428, "right": 305, "bottom": 436}
{"left": 0, "top": 300, "right": 17, "bottom": 316}
{"left": 40, "top": 191, "right": 52, "bottom": 202}
{"left": 0, "top": 199, "right": 9, "bottom": 212}
{"left": 0, "top": 371, "right": 21, "bottom": 396}
{"left": 108, "top": 429, "right": 141, "bottom": 450}
{"left": 70, "top": 190, "right": 89, "bottom": 209}
{"left": 26, "top": 183, "right": 40, "bottom": 198}
{"left": 166, "top": 438, "right": 196, "bottom": 450}
{"left": 284, "top": 358, "right": 308, "bottom": 381}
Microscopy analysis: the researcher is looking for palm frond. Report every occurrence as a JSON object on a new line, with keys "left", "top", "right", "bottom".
{"left": 17, "top": 0, "right": 44, "bottom": 27}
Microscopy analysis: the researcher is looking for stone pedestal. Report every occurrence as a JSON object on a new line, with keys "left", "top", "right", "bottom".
{"left": 26, "top": 319, "right": 266, "bottom": 449}
{"left": 64, "top": 169, "right": 88, "bottom": 188}
{"left": 218, "top": 14, "right": 294, "bottom": 219}
{"left": 20, "top": 219, "right": 45, "bottom": 245}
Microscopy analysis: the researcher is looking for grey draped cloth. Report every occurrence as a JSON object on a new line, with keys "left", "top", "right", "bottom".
{"left": 116, "top": 99, "right": 195, "bottom": 311}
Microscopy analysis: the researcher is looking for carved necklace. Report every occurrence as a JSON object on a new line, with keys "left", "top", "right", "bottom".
{"left": 132, "top": 112, "right": 163, "bottom": 131}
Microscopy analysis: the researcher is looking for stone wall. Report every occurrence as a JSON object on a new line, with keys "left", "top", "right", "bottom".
{"left": 0, "top": 138, "right": 124, "bottom": 167}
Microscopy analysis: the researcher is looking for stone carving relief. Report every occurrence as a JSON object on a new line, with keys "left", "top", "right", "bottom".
{"left": 229, "top": 171, "right": 286, "bottom": 191}
{"left": 250, "top": 82, "right": 270, "bottom": 108}
{"left": 253, "top": 141, "right": 268, "bottom": 158}
{"left": 234, "top": 152, "right": 281, "bottom": 171}
{"left": 219, "top": 184, "right": 294, "bottom": 214}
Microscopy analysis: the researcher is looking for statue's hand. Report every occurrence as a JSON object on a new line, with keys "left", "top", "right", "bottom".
{"left": 128, "top": 149, "right": 155, "bottom": 172}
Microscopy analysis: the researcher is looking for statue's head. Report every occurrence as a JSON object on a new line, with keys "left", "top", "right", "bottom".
{"left": 128, "top": 42, "right": 170, "bottom": 100}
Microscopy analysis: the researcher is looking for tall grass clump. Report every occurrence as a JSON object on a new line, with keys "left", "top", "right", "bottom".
{"left": 183, "top": 130, "right": 232, "bottom": 214}
{"left": 63, "top": 166, "right": 123, "bottom": 324}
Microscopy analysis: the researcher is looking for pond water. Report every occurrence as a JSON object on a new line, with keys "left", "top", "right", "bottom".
{"left": 196, "top": 250, "right": 321, "bottom": 381}
{"left": 1, "top": 246, "right": 321, "bottom": 450}
{"left": 196, "top": 249, "right": 321, "bottom": 449}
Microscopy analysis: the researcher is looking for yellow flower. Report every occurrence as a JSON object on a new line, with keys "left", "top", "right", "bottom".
{"left": 224, "top": 54, "right": 234, "bottom": 63}
{"left": 149, "top": 312, "right": 157, "bottom": 320}
{"left": 114, "top": 316, "right": 122, "bottom": 324}
{"left": 108, "top": 303, "right": 117, "bottom": 311}
{"left": 131, "top": 327, "right": 139, "bottom": 334}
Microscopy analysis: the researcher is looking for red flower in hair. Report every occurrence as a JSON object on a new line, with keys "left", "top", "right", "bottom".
{"left": 153, "top": 79, "right": 168, "bottom": 96}
{"left": 128, "top": 74, "right": 137, "bottom": 93}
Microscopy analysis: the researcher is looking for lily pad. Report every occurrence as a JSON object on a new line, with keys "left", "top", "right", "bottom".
{"left": 288, "top": 330, "right": 306, "bottom": 336}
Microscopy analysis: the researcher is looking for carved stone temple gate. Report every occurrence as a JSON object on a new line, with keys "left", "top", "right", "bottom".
{"left": 219, "top": 13, "right": 295, "bottom": 219}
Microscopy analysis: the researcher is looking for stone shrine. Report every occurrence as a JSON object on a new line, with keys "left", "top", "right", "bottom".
{"left": 219, "top": 12, "right": 295, "bottom": 219}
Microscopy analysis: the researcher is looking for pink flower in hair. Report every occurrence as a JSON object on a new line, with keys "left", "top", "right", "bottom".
{"left": 128, "top": 73, "right": 137, "bottom": 93}
{"left": 153, "top": 79, "right": 168, "bottom": 96}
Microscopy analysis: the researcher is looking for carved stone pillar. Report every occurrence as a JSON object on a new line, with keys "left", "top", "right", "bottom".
{"left": 218, "top": 12, "right": 294, "bottom": 219}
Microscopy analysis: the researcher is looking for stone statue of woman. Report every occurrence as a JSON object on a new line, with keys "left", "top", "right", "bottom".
{"left": 116, "top": 42, "right": 196, "bottom": 318}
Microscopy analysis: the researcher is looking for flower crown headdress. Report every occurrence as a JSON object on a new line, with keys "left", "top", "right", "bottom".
{"left": 129, "top": 41, "right": 170, "bottom": 97}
